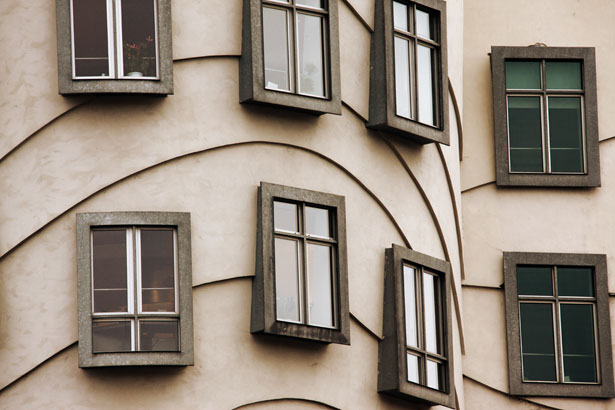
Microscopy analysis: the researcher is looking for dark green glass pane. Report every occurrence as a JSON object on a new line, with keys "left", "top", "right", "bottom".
{"left": 520, "top": 303, "right": 557, "bottom": 381}
{"left": 517, "top": 266, "right": 553, "bottom": 296}
{"left": 557, "top": 267, "right": 594, "bottom": 297}
{"left": 508, "top": 97, "right": 543, "bottom": 172}
{"left": 506, "top": 61, "right": 541, "bottom": 89}
{"left": 546, "top": 61, "right": 582, "bottom": 90}
{"left": 561, "top": 304, "right": 597, "bottom": 382}
{"left": 548, "top": 97, "right": 583, "bottom": 173}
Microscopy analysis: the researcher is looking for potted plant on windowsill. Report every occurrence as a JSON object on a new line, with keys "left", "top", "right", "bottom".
{"left": 123, "top": 35, "right": 155, "bottom": 77}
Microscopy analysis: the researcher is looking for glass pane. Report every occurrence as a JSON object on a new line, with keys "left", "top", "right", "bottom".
{"left": 393, "top": 2, "right": 408, "bottom": 31}
{"left": 508, "top": 96, "right": 543, "bottom": 172}
{"left": 423, "top": 272, "right": 439, "bottom": 354}
{"left": 548, "top": 97, "right": 584, "bottom": 173}
{"left": 274, "top": 201, "right": 298, "bottom": 233}
{"left": 140, "top": 230, "right": 175, "bottom": 313}
{"left": 520, "top": 303, "right": 557, "bottom": 381}
{"left": 121, "top": 0, "right": 158, "bottom": 77}
{"left": 403, "top": 265, "right": 418, "bottom": 348}
{"left": 305, "top": 206, "right": 330, "bottom": 238}
{"left": 407, "top": 353, "right": 420, "bottom": 383}
{"left": 72, "top": 0, "right": 110, "bottom": 77}
{"left": 296, "top": 0, "right": 323, "bottom": 8}
{"left": 416, "top": 9, "right": 435, "bottom": 41}
{"left": 92, "top": 230, "right": 128, "bottom": 313}
{"left": 561, "top": 304, "right": 597, "bottom": 382}
{"left": 263, "top": 7, "right": 291, "bottom": 92}
{"left": 274, "top": 238, "right": 301, "bottom": 322}
{"left": 139, "top": 320, "right": 180, "bottom": 352}
{"left": 297, "top": 13, "right": 325, "bottom": 97}
{"left": 394, "top": 36, "right": 412, "bottom": 119}
{"left": 92, "top": 321, "right": 132, "bottom": 353}
{"left": 546, "top": 61, "right": 582, "bottom": 90}
{"left": 557, "top": 267, "right": 594, "bottom": 297}
{"left": 307, "top": 244, "right": 334, "bottom": 327}
{"left": 417, "top": 44, "right": 435, "bottom": 126}
{"left": 426, "top": 359, "right": 441, "bottom": 390}
{"left": 517, "top": 266, "right": 553, "bottom": 296}
{"left": 506, "top": 61, "right": 541, "bottom": 90}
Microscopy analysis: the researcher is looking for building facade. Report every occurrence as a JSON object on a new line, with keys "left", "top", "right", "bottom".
{"left": 0, "top": 0, "right": 612, "bottom": 409}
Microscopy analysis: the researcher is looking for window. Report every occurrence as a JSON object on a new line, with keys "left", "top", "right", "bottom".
{"left": 56, "top": 0, "right": 173, "bottom": 94}
{"left": 239, "top": 0, "right": 341, "bottom": 115}
{"left": 491, "top": 47, "right": 600, "bottom": 187}
{"left": 368, "top": 0, "right": 449, "bottom": 145}
{"left": 379, "top": 245, "right": 455, "bottom": 408}
{"left": 503, "top": 252, "right": 614, "bottom": 397}
{"left": 77, "top": 212, "right": 193, "bottom": 367}
{"left": 251, "top": 182, "right": 350, "bottom": 344}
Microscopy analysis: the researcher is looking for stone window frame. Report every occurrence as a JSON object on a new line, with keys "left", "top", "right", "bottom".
{"left": 379, "top": 245, "right": 455, "bottom": 408}
{"left": 251, "top": 182, "right": 350, "bottom": 344}
{"left": 56, "top": 0, "right": 173, "bottom": 95}
{"left": 503, "top": 252, "right": 614, "bottom": 397}
{"left": 367, "top": 0, "right": 449, "bottom": 145}
{"left": 491, "top": 46, "right": 600, "bottom": 187}
{"left": 77, "top": 212, "right": 193, "bottom": 367}
{"left": 239, "top": 0, "right": 342, "bottom": 115}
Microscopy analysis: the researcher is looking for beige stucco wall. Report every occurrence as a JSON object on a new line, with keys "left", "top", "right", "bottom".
{"left": 0, "top": 0, "right": 466, "bottom": 409}
{"left": 461, "top": 0, "right": 615, "bottom": 408}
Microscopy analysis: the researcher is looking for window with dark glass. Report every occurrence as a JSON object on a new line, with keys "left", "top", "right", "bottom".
{"left": 503, "top": 252, "right": 613, "bottom": 398}
{"left": 91, "top": 228, "right": 178, "bottom": 353}
{"left": 71, "top": 0, "right": 159, "bottom": 79}
{"left": 77, "top": 212, "right": 193, "bottom": 367}
{"left": 491, "top": 47, "right": 599, "bottom": 187}
{"left": 379, "top": 245, "right": 455, "bottom": 408}
{"left": 251, "top": 182, "right": 350, "bottom": 344}
{"left": 367, "top": 0, "right": 449, "bottom": 145}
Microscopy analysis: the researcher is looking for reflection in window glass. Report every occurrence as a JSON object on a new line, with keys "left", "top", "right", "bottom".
{"left": 417, "top": 45, "right": 435, "bottom": 126}
{"left": 508, "top": 96, "right": 543, "bottom": 172}
{"left": 403, "top": 265, "right": 418, "bottom": 347}
{"left": 393, "top": 1, "right": 408, "bottom": 31}
{"left": 557, "top": 267, "right": 594, "bottom": 297}
{"left": 93, "top": 230, "right": 128, "bottom": 313}
{"left": 274, "top": 201, "right": 298, "bottom": 233}
{"left": 274, "top": 238, "right": 301, "bottom": 322}
{"left": 307, "top": 244, "right": 334, "bottom": 327}
{"left": 305, "top": 206, "right": 330, "bottom": 238}
{"left": 72, "top": 0, "right": 110, "bottom": 77}
{"left": 394, "top": 36, "right": 412, "bottom": 119}
{"left": 548, "top": 97, "right": 583, "bottom": 173}
{"left": 407, "top": 353, "right": 420, "bottom": 383}
{"left": 140, "top": 230, "right": 175, "bottom": 313}
{"left": 121, "top": 0, "right": 158, "bottom": 77}
{"left": 263, "top": 7, "right": 291, "bottom": 91}
{"left": 517, "top": 266, "right": 553, "bottom": 296}
{"left": 296, "top": 0, "right": 322, "bottom": 7}
{"left": 426, "top": 359, "right": 440, "bottom": 390}
{"left": 139, "top": 320, "right": 179, "bottom": 352}
{"left": 297, "top": 13, "right": 325, "bottom": 97}
{"left": 423, "top": 273, "right": 439, "bottom": 354}
{"left": 506, "top": 61, "right": 541, "bottom": 90}
{"left": 546, "top": 61, "right": 582, "bottom": 90}
{"left": 520, "top": 303, "right": 557, "bottom": 381}
{"left": 561, "top": 304, "right": 597, "bottom": 382}
{"left": 92, "top": 321, "right": 132, "bottom": 353}
{"left": 415, "top": 9, "right": 433, "bottom": 41}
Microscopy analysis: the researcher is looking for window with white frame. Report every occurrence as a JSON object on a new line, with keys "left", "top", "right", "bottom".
{"left": 71, "top": 0, "right": 159, "bottom": 79}
{"left": 77, "top": 212, "right": 193, "bottom": 367}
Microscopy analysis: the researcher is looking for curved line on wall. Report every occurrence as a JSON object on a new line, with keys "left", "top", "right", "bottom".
{"left": 463, "top": 375, "right": 564, "bottom": 410}
{"left": 448, "top": 78, "right": 464, "bottom": 162}
{"left": 340, "top": 0, "right": 373, "bottom": 33}
{"left": 381, "top": 136, "right": 465, "bottom": 354}
{"left": 0, "top": 140, "right": 412, "bottom": 263}
{"left": 0, "top": 342, "right": 77, "bottom": 394}
{"left": 233, "top": 397, "right": 340, "bottom": 410}
{"left": 461, "top": 180, "right": 495, "bottom": 194}
{"left": 436, "top": 145, "right": 466, "bottom": 281}
{"left": 0, "top": 97, "right": 95, "bottom": 164}
{"left": 174, "top": 54, "right": 240, "bottom": 63}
